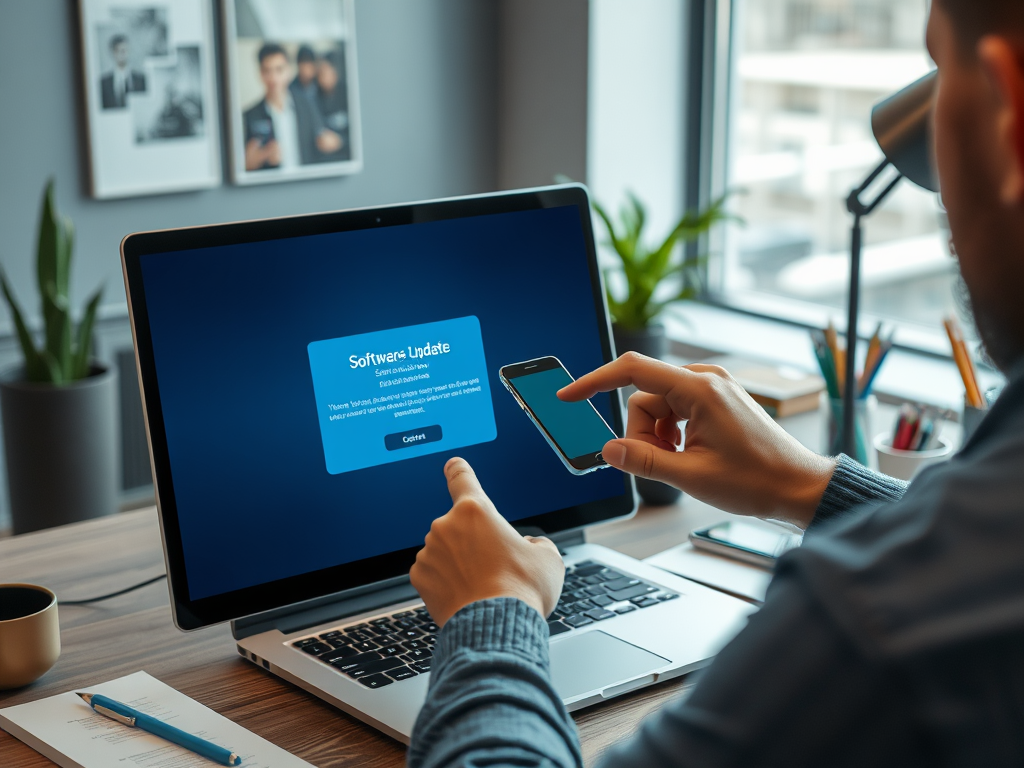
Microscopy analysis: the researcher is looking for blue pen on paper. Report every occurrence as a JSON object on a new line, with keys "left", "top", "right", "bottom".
{"left": 77, "top": 692, "right": 241, "bottom": 766}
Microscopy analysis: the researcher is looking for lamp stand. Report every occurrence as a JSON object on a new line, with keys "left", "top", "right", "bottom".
{"left": 842, "top": 159, "right": 903, "bottom": 458}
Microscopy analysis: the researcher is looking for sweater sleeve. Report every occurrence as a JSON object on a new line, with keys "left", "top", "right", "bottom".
{"left": 408, "top": 597, "right": 582, "bottom": 768}
{"left": 809, "top": 454, "right": 907, "bottom": 529}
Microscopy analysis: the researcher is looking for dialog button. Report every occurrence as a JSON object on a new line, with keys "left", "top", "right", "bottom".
{"left": 385, "top": 425, "right": 443, "bottom": 452}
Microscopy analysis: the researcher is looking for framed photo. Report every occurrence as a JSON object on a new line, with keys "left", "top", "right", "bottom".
{"left": 78, "top": 0, "right": 220, "bottom": 199}
{"left": 222, "top": 0, "right": 363, "bottom": 185}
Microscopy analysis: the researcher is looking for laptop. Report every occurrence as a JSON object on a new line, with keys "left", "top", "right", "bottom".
{"left": 120, "top": 184, "right": 755, "bottom": 743}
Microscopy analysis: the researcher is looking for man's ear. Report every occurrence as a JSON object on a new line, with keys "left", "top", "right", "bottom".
{"left": 978, "top": 36, "right": 1024, "bottom": 205}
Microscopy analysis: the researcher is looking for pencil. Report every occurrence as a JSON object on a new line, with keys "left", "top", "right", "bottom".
{"left": 858, "top": 323, "right": 884, "bottom": 394}
{"left": 825, "top": 321, "right": 845, "bottom": 396}
{"left": 943, "top": 317, "right": 984, "bottom": 408}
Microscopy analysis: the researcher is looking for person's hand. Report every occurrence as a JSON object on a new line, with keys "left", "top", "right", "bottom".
{"left": 559, "top": 353, "right": 836, "bottom": 528}
{"left": 410, "top": 458, "right": 565, "bottom": 626}
{"left": 316, "top": 129, "right": 342, "bottom": 154}
{"left": 244, "top": 138, "right": 265, "bottom": 170}
{"left": 264, "top": 139, "right": 282, "bottom": 166}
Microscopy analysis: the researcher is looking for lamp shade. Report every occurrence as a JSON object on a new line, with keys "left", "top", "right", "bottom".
{"left": 871, "top": 70, "right": 938, "bottom": 193}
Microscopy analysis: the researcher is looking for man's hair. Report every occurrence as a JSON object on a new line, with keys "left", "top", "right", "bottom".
{"left": 939, "top": 0, "right": 1024, "bottom": 47}
{"left": 296, "top": 45, "right": 316, "bottom": 64}
{"left": 257, "top": 43, "right": 288, "bottom": 66}
{"left": 109, "top": 34, "right": 127, "bottom": 50}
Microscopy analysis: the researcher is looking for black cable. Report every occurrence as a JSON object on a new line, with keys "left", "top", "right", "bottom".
{"left": 61, "top": 573, "right": 167, "bottom": 605}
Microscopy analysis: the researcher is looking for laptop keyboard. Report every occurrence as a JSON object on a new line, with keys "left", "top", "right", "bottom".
{"left": 288, "top": 560, "right": 677, "bottom": 689}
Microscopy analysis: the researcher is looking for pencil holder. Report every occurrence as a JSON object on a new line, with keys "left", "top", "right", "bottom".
{"left": 823, "top": 395, "right": 876, "bottom": 468}
{"left": 874, "top": 434, "right": 953, "bottom": 481}
{"left": 961, "top": 387, "right": 1000, "bottom": 447}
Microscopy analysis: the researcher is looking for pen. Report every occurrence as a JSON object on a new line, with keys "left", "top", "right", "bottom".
{"left": 77, "top": 692, "right": 240, "bottom": 766}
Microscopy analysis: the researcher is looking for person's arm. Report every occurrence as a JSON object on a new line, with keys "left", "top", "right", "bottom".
{"left": 809, "top": 453, "right": 908, "bottom": 529}
{"left": 409, "top": 598, "right": 581, "bottom": 768}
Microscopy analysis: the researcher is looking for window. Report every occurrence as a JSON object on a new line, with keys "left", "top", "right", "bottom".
{"left": 706, "top": 0, "right": 956, "bottom": 351}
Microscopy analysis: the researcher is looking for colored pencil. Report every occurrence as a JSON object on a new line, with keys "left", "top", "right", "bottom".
{"left": 943, "top": 316, "right": 984, "bottom": 408}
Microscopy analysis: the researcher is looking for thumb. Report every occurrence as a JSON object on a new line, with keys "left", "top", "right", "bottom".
{"left": 602, "top": 438, "right": 681, "bottom": 485}
{"left": 444, "top": 457, "right": 490, "bottom": 507}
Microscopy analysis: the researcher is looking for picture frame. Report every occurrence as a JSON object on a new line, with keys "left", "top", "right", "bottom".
{"left": 222, "top": 0, "right": 364, "bottom": 186}
{"left": 78, "top": 0, "right": 221, "bottom": 199}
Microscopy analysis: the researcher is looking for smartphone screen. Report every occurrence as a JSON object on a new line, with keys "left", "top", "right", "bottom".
{"left": 501, "top": 357, "right": 616, "bottom": 473}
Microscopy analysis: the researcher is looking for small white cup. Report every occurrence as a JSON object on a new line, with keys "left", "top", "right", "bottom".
{"left": 874, "top": 434, "right": 954, "bottom": 481}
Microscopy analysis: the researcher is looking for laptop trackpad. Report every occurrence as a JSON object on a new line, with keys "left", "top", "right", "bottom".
{"left": 550, "top": 631, "right": 670, "bottom": 700}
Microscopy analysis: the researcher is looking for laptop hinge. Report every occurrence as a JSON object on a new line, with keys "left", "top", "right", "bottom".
{"left": 514, "top": 526, "right": 586, "bottom": 553}
{"left": 231, "top": 574, "right": 419, "bottom": 640}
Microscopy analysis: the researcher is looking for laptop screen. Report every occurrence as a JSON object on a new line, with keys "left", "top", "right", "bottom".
{"left": 131, "top": 195, "right": 632, "bottom": 616}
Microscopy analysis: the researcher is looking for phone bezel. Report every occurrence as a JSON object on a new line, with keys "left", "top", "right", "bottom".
{"left": 500, "top": 356, "right": 613, "bottom": 473}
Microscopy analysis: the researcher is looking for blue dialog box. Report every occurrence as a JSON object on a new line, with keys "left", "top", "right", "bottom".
{"left": 307, "top": 316, "right": 498, "bottom": 475}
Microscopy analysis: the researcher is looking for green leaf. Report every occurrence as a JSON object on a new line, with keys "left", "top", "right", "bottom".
{"left": 0, "top": 270, "right": 48, "bottom": 382}
{"left": 72, "top": 288, "right": 103, "bottom": 380}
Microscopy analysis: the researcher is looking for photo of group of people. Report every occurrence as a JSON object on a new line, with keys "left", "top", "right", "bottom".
{"left": 78, "top": 0, "right": 360, "bottom": 198}
{"left": 226, "top": 0, "right": 362, "bottom": 184}
{"left": 81, "top": 0, "right": 220, "bottom": 198}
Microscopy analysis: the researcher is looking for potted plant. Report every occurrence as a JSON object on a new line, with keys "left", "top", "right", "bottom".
{"left": 0, "top": 180, "right": 117, "bottom": 535}
{"left": 593, "top": 191, "right": 733, "bottom": 505}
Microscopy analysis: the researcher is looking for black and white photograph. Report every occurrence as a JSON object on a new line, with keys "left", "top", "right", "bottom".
{"left": 223, "top": 0, "right": 363, "bottom": 185}
{"left": 79, "top": 0, "right": 220, "bottom": 198}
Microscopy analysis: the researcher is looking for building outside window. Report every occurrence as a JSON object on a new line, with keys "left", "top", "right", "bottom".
{"left": 714, "top": 0, "right": 955, "bottom": 347}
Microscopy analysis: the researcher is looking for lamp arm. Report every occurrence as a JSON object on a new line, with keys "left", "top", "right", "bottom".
{"left": 840, "top": 159, "right": 904, "bottom": 459}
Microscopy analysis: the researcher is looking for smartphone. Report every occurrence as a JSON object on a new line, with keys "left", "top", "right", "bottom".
{"left": 689, "top": 521, "right": 802, "bottom": 567}
{"left": 499, "top": 356, "right": 616, "bottom": 475}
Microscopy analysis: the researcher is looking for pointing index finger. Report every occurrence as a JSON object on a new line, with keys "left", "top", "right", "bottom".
{"left": 558, "top": 353, "right": 694, "bottom": 401}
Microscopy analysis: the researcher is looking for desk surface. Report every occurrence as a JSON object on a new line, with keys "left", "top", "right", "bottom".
{"left": 0, "top": 495, "right": 733, "bottom": 768}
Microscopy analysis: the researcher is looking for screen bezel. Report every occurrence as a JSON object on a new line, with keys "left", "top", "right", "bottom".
{"left": 121, "top": 185, "right": 636, "bottom": 630}
{"left": 500, "top": 356, "right": 613, "bottom": 472}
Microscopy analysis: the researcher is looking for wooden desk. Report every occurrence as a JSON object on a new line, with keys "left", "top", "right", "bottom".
{"left": 0, "top": 496, "right": 733, "bottom": 768}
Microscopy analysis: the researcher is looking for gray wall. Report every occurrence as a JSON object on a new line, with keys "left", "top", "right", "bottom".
{"left": 497, "top": 0, "right": 589, "bottom": 189}
{"left": 0, "top": 0, "right": 501, "bottom": 531}
{"left": 0, "top": 0, "right": 500, "bottom": 327}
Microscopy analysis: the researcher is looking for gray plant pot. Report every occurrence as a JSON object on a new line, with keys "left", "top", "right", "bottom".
{"left": 1, "top": 365, "right": 120, "bottom": 535}
{"left": 610, "top": 323, "right": 683, "bottom": 507}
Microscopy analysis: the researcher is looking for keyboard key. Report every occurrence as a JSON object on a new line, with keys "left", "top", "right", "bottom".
{"left": 607, "top": 584, "right": 658, "bottom": 602}
{"left": 584, "top": 585, "right": 606, "bottom": 596}
{"left": 319, "top": 645, "right": 359, "bottom": 664}
{"left": 385, "top": 666, "right": 419, "bottom": 681}
{"left": 319, "top": 631, "right": 343, "bottom": 640}
{"left": 548, "top": 620, "right": 571, "bottom": 636}
{"left": 393, "top": 611, "right": 416, "bottom": 619}
{"left": 411, "top": 660, "right": 433, "bottom": 673}
{"left": 634, "top": 597, "right": 660, "bottom": 608}
{"left": 399, "top": 629, "right": 424, "bottom": 640}
{"left": 585, "top": 607, "right": 616, "bottom": 621}
{"left": 563, "top": 614, "right": 594, "bottom": 628}
{"left": 420, "top": 623, "right": 440, "bottom": 634}
{"left": 300, "top": 642, "right": 332, "bottom": 655}
{"left": 572, "top": 563, "right": 605, "bottom": 577}
{"left": 571, "top": 599, "right": 596, "bottom": 613}
{"left": 346, "top": 656, "right": 406, "bottom": 678}
{"left": 603, "top": 577, "right": 641, "bottom": 591}
{"left": 658, "top": 593, "right": 680, "bottom": 601}
{"left": 393, "top": 618, "right": 418, "bottom": 630}
{"left": 369, "top": 625, "right": 393, "bottom": 637}
{"left": 351, "top": 640, "right": 380, "bottom": 653}
{"left": 370, "top": 617, "right": 393, "bottom": 626}
{"left": 569, "top": 589, "right": 590, "bottom": 601}
{"left": 358, "top": 673, "right": 394, "bottom": 689}
{"left": 424, "top": 635, "right": 437, "bottom": 645}
{"left": 346, "top": 630, "right": 375, "bottom": 643}
{"left": 345, "top": 623, "right": 371, "bottom": 633}
{"left": 403, "top": 639, "right": 429, "bottom": 650}
{"left": 582, "top": 574, "right": 606, "bottom": 585}
{"left": 614, "top": 605, "right": 638, "bottom": 615}
{"left": 414, "top": 607, "right": 430, "bottom": 616}
{"left": 293, "top": 638, "right": 319, "bottom": 648}
{"left": 331, "top": 651, "right": 382, "bottom": 671}
{"left": 404, "top": 648, "right": 433, "bottom": 662}
{"left": 379, "top": 645, "right": 404, "bottom": 657}
{"left": 590, "top": 594, "right": 614, "bottom": 607}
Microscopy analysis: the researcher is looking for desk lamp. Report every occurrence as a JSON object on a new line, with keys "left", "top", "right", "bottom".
{"left": 841, "top": 71, "right": 939, "bottom": 457}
